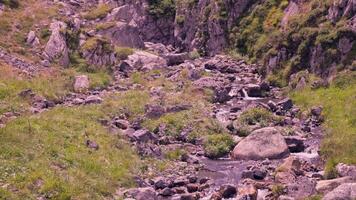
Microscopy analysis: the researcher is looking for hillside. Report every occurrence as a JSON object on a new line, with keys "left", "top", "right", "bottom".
{"left": 0, "top": 0, "right": 355, "bottom": 199}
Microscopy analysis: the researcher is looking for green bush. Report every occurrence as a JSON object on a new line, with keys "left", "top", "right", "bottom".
{"left": 115, "top": 46, "right": 134, "bottom": 60}
{"left": 83, "top": 4, "right": 112, "bottom": 20}
{"left": 239, "top": 107, "right": 281, "bottom": 126}
{"left": 203, "top": 134, "right": 235, "bottom": 159}
{"left": 0, "top": 0, "right": 20, "bottom": 8}
{"left": 148, "top": 0, "right": 176, "bottom": 18}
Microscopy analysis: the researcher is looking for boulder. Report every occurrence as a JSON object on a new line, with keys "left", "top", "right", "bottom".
{"left": 277, "top": 98, "right": 293, "bottom": 110}
{"left": 284, "top": 136, "right": 305, "bottom": 153}
{"left": 44, "top": 21, "right": 69, "bottom": 67}
{"left": 26, "top": 31, "right": 40, "bottom": 46}
{"left": 131, "top": 129, "right": 157, "bottom": 143}
{"left": 316, "top": 176, "right": 353, "bottom": 193}
{"left": 124, "top": 51, "right": 167, "bottom": 71}
{"left": 245, "top": 84, "right": 262, "bottom": 97}
{"left": 101, "top": 21, "right": 144, "bottom": 48}
{"left": 237, "top": 184, "right": 257, "bottom": 200}
{"left": 219, "top": 184, "right": 237, "bottom": 198}
{"left": 84, "top": 95, "right": 103, "bottom": 104}
{"left": 164, "top": 52, "right": 189, "bottom": 66}
{"left": 232, "top": 127, "right": 289, "bottom": 160}
{"left": 336, "top": 163, "right": 356, "bottom": 179}
{"left": 73, "top": 75, "right": 89, "bottom": 93}
{"left": 323, "top": 183, "right": 356, "bottom": 200}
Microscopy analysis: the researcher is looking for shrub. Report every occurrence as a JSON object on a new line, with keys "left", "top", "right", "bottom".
{"left": 165, "top": 149, "right": 187, "bottom": 160}
{"left": 83, "top": 4, "right": 112, "bottom": 20}
{"left": 239, "top": 108, "right": 281, "bottom": 126}
{"left": 0, "top": 0, "right": 20, "bottom": 8}
{"left": 148, "top": 0, "right": 176, "bottom": 18}
{"left": 115, "top": 46, "right": 134, "bottom": 60}
{"left": 203, "top": 134, "right": 235, "bottom": 159}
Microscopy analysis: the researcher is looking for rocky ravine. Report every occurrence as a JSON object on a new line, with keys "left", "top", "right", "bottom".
{"left": 0, "top": 0, "right": 355, "bottom": 200}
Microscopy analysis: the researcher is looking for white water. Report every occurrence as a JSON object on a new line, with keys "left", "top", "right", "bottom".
{"left": 242, "top": 88, "right": 263, "bottom": 101}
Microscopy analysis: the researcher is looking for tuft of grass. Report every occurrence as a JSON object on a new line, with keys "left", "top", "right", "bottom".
{"left": 115, "top": 46, "right": 134, "bottom": 60}
{"left": 290, "top": 71, "right": 356, "bottom": 166}
{"left": 203, "top": 134, "right": 235, "bottom": 159}
{"left": 83, "top": 4, "right": 112, "bottom": 20}
{"left": 165, "top": 149, "right": 187, "bottom": 160}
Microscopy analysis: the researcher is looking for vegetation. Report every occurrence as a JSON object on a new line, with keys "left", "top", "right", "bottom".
{"left": 0, "top": 99, "right": 142, "bottom": 199}
{"left": 203, "top": 134, "right": 235, "bottom": 159}
{"left": 0, "top": 0, "right": 20, "bottom": 8}
{"left": 290, "top": 71, "right": 356, "bottom": 169}
{"left": 115, "top": 46, "right": 134, "bottom": 60}
{"left": 148, "top": 0, "right": 176, "bottom": 18}
{"left": 83, "top": 4, "right": 112, "bottom": 20}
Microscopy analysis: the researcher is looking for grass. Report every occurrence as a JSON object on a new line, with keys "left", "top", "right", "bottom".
{"left": 203, "top": 134, "right": 235, "bottom": 159}
{"left": 0, "top": 103, "right": 141, "bottom": 199}
{"left": 0, "top": 88, "right": 155, "bottom": 199}
{"left": 290, "top": 72, "right": 356, "bottom": 171}
{"left": 233, "top": 108, "right": 282, "bottom": 136}
{"left": 83, "top": 4, "right": 112, "bottom": 20}
{"left": 115, "top": 46, "right": 134, "bottom": 60}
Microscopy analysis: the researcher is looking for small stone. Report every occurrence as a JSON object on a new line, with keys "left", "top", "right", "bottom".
{"left": 277, "top": 98, "right": 293, "bottom": 110}
{"left": 160, "top": 187, "right": 174, "bottom": 196}
{"left": 86, "top": 140, "right": 99, "bottom": 150}
{"left": 74, "top": 75, "right": 89, "bottom": 93}
{"left": 310, "top": 106, "right": 322, "bottom": 116}
{"left": 85, "top": 95, "right": 103, "bottom": 104}
{"left": 253, "top": 169, "right": 267, "bottom": 180}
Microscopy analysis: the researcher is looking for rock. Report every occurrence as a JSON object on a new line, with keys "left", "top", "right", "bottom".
{"left": 237, "top": 184, "right": 257, "bottom": 200}
{"left": 323, "top": 183, "right": 356, "bottom": 200}
{"left": 275, "top": 156, "right": 302, "bottom": 184}
{"left": 336, "top": 163, "right": 356, "bottom": 179}
{"left": 180, "top": 193, "right": 198, "bottom": 200}
{"left": 164, "top": 53, "right": 189, "bottom": 66}
{"left": 86, "top": 140, "right": 99, "bottom": 150}
{"left": 113, "top": 119, "right": 130, "bottom": 130}
{"left": 44, "top": 21, "right": 69, "bottom": 67}
{"left": 131, "top": 129, "right": 157, "bottom": 143}
{"left": 101, "top": 21, "right": 144, "bottom": 48}
{"left": 26, "top": 31, "right": 40, "bottom": 46}
{"left": 219, "top": 184, "right": 237, "bottom": 198}
{"left": 124, "top": 51, "right": 167, "bottom": 71}
{"left": 73, "top": 75, "right": 89, "bottom": 93}
{"left": 124, "top": 187, "right": 158, "bottom": 200}
{"left": 253, "top": 169, "right": 267, "bottom": 180}
{"left": 316, "top": 176, "right": 353, "bottom": 193}
{"left": 213, "top": 86, "right": 232, "bottom": 103}
{"left": 84, "top": 95, "right": 103, "bottom": 104}
{"left": 232, "top": 127, "right": 290, "bottom": 160}
{"left": 145, "top": 104, "right": 165, "bottom": 118}
{"left": 246, "top": 84, "right": 262, "bottom": 97}
{"left": 277, "top": 98, "right": 293, "bottom": 110}
{"left": 284, "top": 136, "right": 305, "bottom": 153}
{"left": 160, "top": 187, "right": 174, "bottom": 196}
{"left": 186, "top": 184, "right": 199, "bottom": 193}
{"left": 267, "top": 100, "right": 278, "bottom": 111}
{"left": 311, "top": 106, "right": 323, "bottom": 117}
{"left": 154, "top": 178, "right": 167, "bottom": 189}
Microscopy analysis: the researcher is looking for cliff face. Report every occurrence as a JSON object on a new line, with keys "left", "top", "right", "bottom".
{"left": 116, "top": 0, "right": 355, "bottom": 83}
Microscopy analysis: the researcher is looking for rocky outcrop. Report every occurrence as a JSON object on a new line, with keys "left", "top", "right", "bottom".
{"left": 232, "top": 127, "right": 289, "bottom": 160}
{"left": 328, "top": 0, "right": 356, "bottom": 23}
{"left": 44, "top": 21, "right": 70, "bottom": 67}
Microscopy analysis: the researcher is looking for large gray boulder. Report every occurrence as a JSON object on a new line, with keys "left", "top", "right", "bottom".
{"left": 100, "top": 21, "right": 144, "bottom": 48}
{"left": 323, "top": 183, "right": 356, "bottom": 200}
{"left": 73, "top": 75, "right": 89, "bottom": 93}
{"left": 232, "top": 127, "right": 289, "bottom": 160}
{"left": 123, "top": 50, "right": 167, "bottom": 71}
{"left": 316, "top": 176, "right": 353, "bottom": 193}
{"left": 44, "top": 21, "right": 69, "bottom": 67}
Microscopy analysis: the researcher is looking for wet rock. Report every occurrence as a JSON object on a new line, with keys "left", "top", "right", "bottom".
{"left": 316, "top": 176, "right": 353, "bottom": 193}
{"left": 213, "top": 86, "right": 232, "bottom": 103}
{"left": 84, "top": 95, "right": 103, "bottom": 104}
{"left": 284, "top": 136, "right": 305, "bottom": 153}
{"left": 323, "top": 183, "right": 356, "bottom": 200}
{"left": 232, "top": 127, "right": 290, "bottom": 160}
{"left": 336, "top": 163, "right": 356, "bottom": 179}
{"left": 173, "top": 178, "right": 188, "bottom": 187}
{"left": 246, "top": 84, "right": 262, "bottom": 97}
{"left": 253, "top": 169, "right": 267, "bottom": 180}
{"left": 73, "top": 75, "right": 89, "bottom": 93}
{"left": 186, "top": 183, "right": 199, "bottom": 193}
{"left": 277, "top": 98, "right": 293, "bottom": 110}
{"left": 219, "top": 184, "right": 237, "bottom": 198}
{"left": 267, "top": 100, "right": 278, "bottom": 111}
